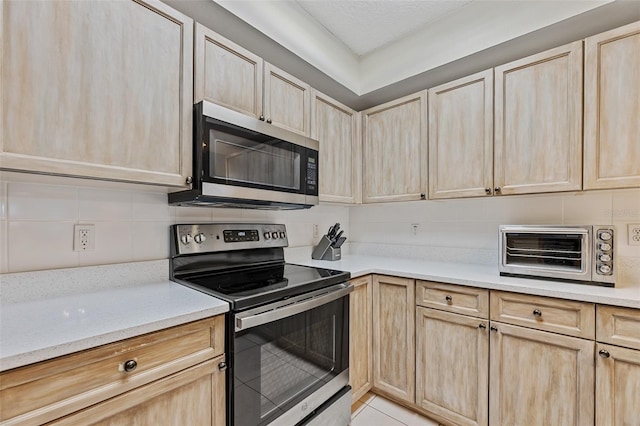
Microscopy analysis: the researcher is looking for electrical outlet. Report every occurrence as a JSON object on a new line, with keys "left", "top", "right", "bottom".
{"left": 313, "top": 224, "right": 319, "bottom": 238}
{"left": 74, "top": 224, "right": 95, "bottom": 251}
{"left": 411, "top": 223, "right": 419, "bottom": 236}
{"left": 629, "top": 224, "right": 640, "bottom": 246}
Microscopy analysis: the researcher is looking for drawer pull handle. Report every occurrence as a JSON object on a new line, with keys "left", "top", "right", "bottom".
{"left": 123, "top": 359, "right": 137, "bottom": 373}
{"left": 485, "top": 187, "right": 492, "bottom": 195}
{"left": 218, "top": 362, "right": 228, "bottom": 371}
{"left": 445, "top": 295, "right": 453, "bottom": 303}
{"left": 599, "top": 349, "right": 610, "bottom": 359}
{"left": 533, "top": 309, "right": 542, "bottom": 317}
{"left": 478, "top": 323, "right": 486, "bottom": 330}
{"left": 490, "top": 326, "right": 498, "bottom": 333}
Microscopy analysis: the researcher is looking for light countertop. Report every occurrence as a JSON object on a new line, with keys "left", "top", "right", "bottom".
{"left": 287, "top": 254, "right": 640, "bottom": 309}
{"left": 0, "top": 261, "right": 229, "bottom": 372}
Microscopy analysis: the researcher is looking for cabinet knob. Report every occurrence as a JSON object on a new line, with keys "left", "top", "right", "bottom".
{"left": 485, "top": 187, "right": 492, "bottom": 195}
{"left": 420, "top": 193, "right": 426, "bottom": 200}
{"left": 598, "top": 349, "right": 610, "bottom": 358}
{"left": 259, "top": 115, "right": 265, "bottom": 121}
{"left": 490, "top": 326, "right": 498, "bottom": 333}
{"left": 266, "top": 118, "right": 272, "bottom": 124}
{"left": 185, "top": 176, "right": 193, "bottom": 185}
{"left": 478, "top": 323, "right": 486, "bottom": 330}
{"left": 533, "top": 309, "right": 542, "bottom": 317}
{"left": 218, "top": 362, "right": 228, "bottom": 371}
{"left": 494, "top": 187, "right": 502, "bottom": 194}
{"left": 445, "top": 295, "right": 453, "bottom": 303}
{"left": 123, "top": 359, "right": 137, "bottom": 373}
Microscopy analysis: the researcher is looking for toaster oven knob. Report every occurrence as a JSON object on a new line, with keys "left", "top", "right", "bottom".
{"left": 264, "top": 232, "right": 271, "bottom": 240}
{"left": 194, "top": 233, "right": 206, "bottom": 244}
{"left": 599, "top": 231, "right": 613, "bottom": 241}
{"left": 180, "top": 234, "right": 192, "bottom": 245}
{"left": 599, "top": 243, "right": 612, "bottom": 251}
{"left": 599, "top": 264, "right": 612, "bottom": 274}
{"left": 271, "top": 232, "right": 279, "bottom": 239}
{"left": 279, "top": 232, "right": 286, "bottom": 239}
{"left": 599, "top": 254, "right": 612, "bottom": 262}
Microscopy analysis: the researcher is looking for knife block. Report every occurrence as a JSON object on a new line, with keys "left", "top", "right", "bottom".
{"left": 311, "top": 236, "right": 342, "bottom": 261}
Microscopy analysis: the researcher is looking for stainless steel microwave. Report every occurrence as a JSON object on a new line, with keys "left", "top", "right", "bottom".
{"left": 499, "top": 225, "right": 615, "bottom": 286}
{"left": 169, "top": 101, "right": 319, "bottom": 209}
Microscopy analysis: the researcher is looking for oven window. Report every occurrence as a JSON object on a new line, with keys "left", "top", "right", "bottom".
{"left": 208, "top": 127, "right": 302, "bottom": 191}
{"left": 233, "top": 297, "right": 348, "bottom": 426}
{"left": 505, "top": 233, "right": 585, "bottom": 271}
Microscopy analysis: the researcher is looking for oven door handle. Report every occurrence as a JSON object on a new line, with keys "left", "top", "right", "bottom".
{"left": 235, "top": 283, "right": 352, "bottom": 331}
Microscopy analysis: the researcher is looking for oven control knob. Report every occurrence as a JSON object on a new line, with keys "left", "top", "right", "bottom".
{"left": 599, "top": 254, "right": 612, "bottom": 262}
{"left": 599, "top": 243, "right": 612, "bottom": 251}
{"left": 180, "top": 234, "right": 192, "bottom": 245}
{"left": 599, "top": 264, "right": 612, "bottom": 274}
{"left": 264, "top": 232, "right": 271, "bottom": 240}
{"left": 599, "top": 231, "right": 613, "bottom": 241}
{"left": 279, "top": 232, "right": 286, "bottom": 239}
{"left": 271, "top": 232, "right": 279, "bottom": 239}
{"left": 194, "top": 233, "right": 206, "bottom": 244}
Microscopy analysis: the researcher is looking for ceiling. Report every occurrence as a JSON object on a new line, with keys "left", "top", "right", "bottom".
{"left": 294, "top": 0, "right": 475, "bottom": 56}
{"left": 215, "top": 0, "right": 614, "bottom": 95}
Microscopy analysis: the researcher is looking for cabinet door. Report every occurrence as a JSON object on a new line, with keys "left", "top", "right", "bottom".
{"left": 349, "top": 275, "right": 373, "bottom": 402}
{"left": 428, "top": 70, "right": 493, "bottom": 199}
{"left": 489, "top": 323, "right": 594, "bottom": 426}
{"left": 363, "top": 92, "right": 427, "bottom": 203}
{"left": 194, "top": 24, "right": 263, "bottom": 119}
{"left": 494, "top": 41, "right": 583, "bottom": 195}
{"left": 596, "top": 343, "right": 640, "bottom": 426}
{"left": 311, "top": 90, "right": 361, "bottom": 204}
{"left": 416, "top": 307, "right": 488, "bottom": 426}
{"left": 584, "top": 21, "right": 640, "bottom": 190}
{"left": 372, "top": 275, "right": 415, "bottom": 402}
{"left": 1, "top": 0, "right": 193, "bottom": 187}
{"left": 50, "top": 356, "right": 226, "bottom": 426}
{"left": 264, "top": 62, "right": 311, "bottom": 137}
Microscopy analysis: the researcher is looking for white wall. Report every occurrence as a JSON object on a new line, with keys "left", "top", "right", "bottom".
{"left": 0, "top": 176, "right": 349, "bottom": 274}
{"left": 349, "top": 189, "right": 640, "bottom": 284}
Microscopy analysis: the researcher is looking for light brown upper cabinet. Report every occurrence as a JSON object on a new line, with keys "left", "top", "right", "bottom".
{"left": 311, "top": 90, "right": 361, "bottom": 204}
{"left": 362, "top": 92, "right": 427, "bottom": 203}
{"left": 494, "top": 41, "right": 583, "bottom": 195}
{"left": 584, "top": 21, "right": 640, "bottom": 190}
{"left": 428, "top": 70, "right": 494, "bottom": 199}
{"left": 0, "top": 0, "right": 193, "bottom": 187}
{"left": 195, "top": 25, "right": 311, "bottom": 137}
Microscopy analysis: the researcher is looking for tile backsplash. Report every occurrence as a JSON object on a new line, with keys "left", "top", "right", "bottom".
{"left": 0, "top": 176, "right": 349, "bottom": 273}
{"left": 1, "top": 173, "right": 639, "bottom": 285}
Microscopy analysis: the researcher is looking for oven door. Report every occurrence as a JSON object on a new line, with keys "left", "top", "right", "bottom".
{"left": 231, "top": 283, "right": 351, "bottom": 426}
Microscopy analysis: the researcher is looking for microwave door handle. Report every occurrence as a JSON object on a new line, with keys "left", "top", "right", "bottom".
{"left": 235, "top": 285, "right": 352, "bottom": 331}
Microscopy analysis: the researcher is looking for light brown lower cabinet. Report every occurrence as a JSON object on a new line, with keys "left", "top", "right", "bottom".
{"left": 489, "top": 322, "right": 594, "bottom": 426}
{"left": 416, "top": 307, "right": 488, "bottom": 426}
{"left": 595, "top": 343, "right": 640, "bottom": 426}
{"left": 349, "top": 275, "right": 373, "bottom": 402}
{"left": 49, "top": 355, "right": 226, "bottom": 426}
{"left": 372, "top": 275, "right": 415, "bottom": 403}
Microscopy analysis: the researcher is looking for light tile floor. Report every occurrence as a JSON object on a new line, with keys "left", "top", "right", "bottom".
{"left": 351, "top": 392, "right": 440, "bottom": 426}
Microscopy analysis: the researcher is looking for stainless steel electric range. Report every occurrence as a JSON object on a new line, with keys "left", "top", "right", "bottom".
{"left": 170, "top": 223, "right": 352, "bottom": 426}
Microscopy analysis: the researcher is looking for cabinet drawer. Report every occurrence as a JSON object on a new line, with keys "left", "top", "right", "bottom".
{"left": 490, "top": 291, "right": 594, "bottom": 338}
{"left": 0, "top": 315, "right": 224, "bottom": 425}
{"left": 416, "top": 281, "right": 489, "bottom": 318}
{"left": 597, "top": 305, "right": 640, "bottom": 350}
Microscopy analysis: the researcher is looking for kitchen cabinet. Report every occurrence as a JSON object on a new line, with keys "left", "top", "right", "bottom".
{"left": 0, "top": 0, "right": 193, "bottom": 187}
{"left": 416, "top": 307, "right": 488, "bottom": 426}
{"left": 584, "top": 21, "right": 640, "bottom": 190}
{"left": 0, "top": 316, "right": 225, "bottom": 425}
{"left": 362, "top": 92, "right": 427, "bottom": 203}
{"left": 349, "top": 275, "right": 373, "bottom": 402}
{"left": 595, "top": 343, "right": 640, "bottom": 425}
{"left": 195, "top": 25, "right": 311, "bottom": 136}
{"left": 494, "top": 41, "right": 583, "bottom": 195}
{"left": 311, "top": 89, "right": 361, "bottom": 204}
{"left": 372, "top": 275, "right": 415, "bottom": 402}
{"left": 428, "top": 70, "right": 494, "bottom": 199}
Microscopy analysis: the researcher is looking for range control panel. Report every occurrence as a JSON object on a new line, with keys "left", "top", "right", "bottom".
{"left": 173, "top": 223, "right": 288, "bottom": 255}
